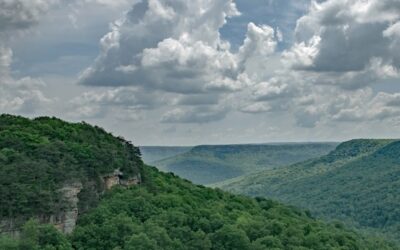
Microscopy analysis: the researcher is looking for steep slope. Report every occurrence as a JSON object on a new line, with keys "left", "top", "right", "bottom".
{"left": 0, "top": 114, "right": 143, "bottom": 235}
{"left": 140, "top": 146, "right": 192, "bottom": 163}
{"left": 0, "top": 115, "right": 396, "bottom": 249}
{"left": 154, "top": 143, "right": 337, "bottom": 185}
{"left": 220, "top": 139, "right": 400, "bottom": 241}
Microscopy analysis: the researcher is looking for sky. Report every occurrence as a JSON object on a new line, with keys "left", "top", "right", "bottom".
{"left": 1, "top": 0, "right": 400, "bottom": 146}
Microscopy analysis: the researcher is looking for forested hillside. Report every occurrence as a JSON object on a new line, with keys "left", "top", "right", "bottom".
{"left": 153, "top": 143, "right": 337, "bottom": 185}
{"left": 0, "top": 114, "right": 143, "bottom": 234}
{"left": 220, "top": 139, "right": 400, "bottom": 241}
{"left": 0, "top": 115, "right": 396, "bottom": 249}
{"left": 2, "top": 166, "right": 396, "bottom": 249}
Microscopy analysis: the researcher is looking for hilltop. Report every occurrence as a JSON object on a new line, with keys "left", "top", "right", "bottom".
{"left": 152, "top": 143, "right": 337, "bottom": 185}
{"left": 0, "top": 114, "right": 143, "bottom": 235}
{"left": 220, "top": 139, "right": 400, "bottom": 241}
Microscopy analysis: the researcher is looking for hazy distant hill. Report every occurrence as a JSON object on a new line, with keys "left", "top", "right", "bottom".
{"left": 220, "top": 139, "right": 400, "bottom": 241}
{"left": 152, "top": 143, "right": 338, "bottom": 185}
{"left": 140, "top": 146, "right": 192, "bottom": 163}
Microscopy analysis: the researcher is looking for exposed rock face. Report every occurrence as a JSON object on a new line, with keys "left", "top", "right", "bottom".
{"left": 56, "top": 182, "right": 82, "bottom": 234}
{"left": 1, "top": 170, "right": 140, "bottom": 237}
{"left": 120, "top": 174, "right": 141, "bottom": 186}
{"left": 0, "top": 182, "right": 82, "bottom": 236}
{"left": 103, "top": 169, "right": 141, "bottom": 190}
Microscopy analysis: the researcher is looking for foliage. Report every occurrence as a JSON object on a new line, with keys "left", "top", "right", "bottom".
{"left": 0, "top": 114, "right": 142, "bottom": 221}
{"left": 0, "top": 219, "right": 72, "bottom": 250}
{"left": 0, "top": 116, "right": 396, "bottom": 249}
{"left": 220, "top": 139, "right": 400, "bottom": 242}
{"left": 67, "top": 166, "right": 395, "bottom": 249}
{"left": 153, "top": 143, "right": 337, "bottom": 185}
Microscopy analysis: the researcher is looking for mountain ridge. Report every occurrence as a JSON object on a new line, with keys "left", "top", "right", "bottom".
{"left": 219, "top": 139, "right": 400, "bottom": 242}
{"left": 0, "top": 115, "right": 396, "bottom": 249}
{"left": 151, "top": 142, "right": 338, "bottom": 185}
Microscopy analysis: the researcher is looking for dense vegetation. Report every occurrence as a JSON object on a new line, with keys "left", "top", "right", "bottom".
{"left": 2, "top": 166, "right": 395, "bottom": 249}
{"left": 0, "top": 114, "right": 142, "bottom": 223}
{"left": 140, "top": 146, "right": 192, "bottom": 163}
{"left": 153, "top": 143, "right": 337, "bottom": 185}
{"left": 220, "top": 139, "right": 400, "bottom": 241}
{"left": 0, "top": 219, "right": 73, "bottom": 250}
{"left": 0, "top": 116, "right": 397, "bottom": 249}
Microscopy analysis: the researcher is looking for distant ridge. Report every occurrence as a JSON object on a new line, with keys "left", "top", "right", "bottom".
{"left": 220, "top": 139, "right": 400, "bottom": 242}
{"left": 151, "top": 143, "right": 338, "bottom": 185}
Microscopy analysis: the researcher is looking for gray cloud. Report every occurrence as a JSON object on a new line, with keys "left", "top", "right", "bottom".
{"left": 68, "top": 87, "right": 166, "bottom": 119}
{"left": 161, "top": 106, "right": 228, "bottom": 124}
{"left": 176, "top": 94, "right": 220, "bottom": 106}
{"left": 0, "top": 0, "right": 55, "bottom": 33}
{"left": 284, "top": 0, "right": 400, "bottom": 76}
{"left": 0, "top": 47, "right": 51, "bottom": 114}
{"left": 0, "top": 0, "right": 59, "bottom": 115}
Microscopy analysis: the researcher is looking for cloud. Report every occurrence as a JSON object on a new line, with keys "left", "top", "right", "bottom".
{"left": 7, "top": 0, "right": 400, "bottom": 136}
{"left": 78, "top": 0, "right": 281, "bottom": 95}
{"left": 0, "top": 0, "right": 59, "bottom": 115}
{"left": 81, "top": 0, "right": 132, "bottom": 8}
{"left": 68, "top": 87, "right": 166, "bottom": 119}
{"left": 284, "top": 0, "right": 400, "bottom": 75}
{"left": 253, "top": 79, "right": 295, "bottom": 101}
{"left": 332, "top": 91, "right": 400, "bottom": 122}
{"left": 161, "top": 106, "right": 228, "bottom": 124}
{"left": 238, "top": 22, "right": 277, "bottom": 61}
{"left": 0, "top": 0, "right": 56, "bottom": 34}
{"left": 0, "top": 47, "right": 51, "bottom": 114}
{"left": 79, "top": 0, "right": 241, "bottom": 92}
{"left": 175, "top": 94, "right": 220, "bottom": 106}
{"left": 240, "top": 102, "right": 272, "bottom": 114}
{"left": 233, "top": 0, "right": 400, "bottom": 128}
{"left": 76, "top": 0, "right": 284, "bottom": 123}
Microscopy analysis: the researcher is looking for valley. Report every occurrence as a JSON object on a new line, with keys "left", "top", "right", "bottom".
{"left": 1, "top": 115, "right": 397, "bottom": 249}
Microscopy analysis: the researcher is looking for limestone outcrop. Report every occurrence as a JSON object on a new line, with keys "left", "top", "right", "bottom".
{"left": 103, "top": 169, "right": 141, "bottom": 190}
{"left": 1, "top": 169, "right": 141, "bottom": 237}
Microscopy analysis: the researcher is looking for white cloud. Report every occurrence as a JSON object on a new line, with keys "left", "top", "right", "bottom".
{"left": 78, "top": 0, "right": 281, "bottom": 95}
{"left": 78, "top": 0, "right": 243, "bottom": 92}
{"left": 76, "top": 0, "right": 284, "bottom": 123}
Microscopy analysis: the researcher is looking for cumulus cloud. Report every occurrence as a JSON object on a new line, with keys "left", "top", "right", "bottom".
{"left": 284, "top": 0, "right": 400, "bottom": 75}
{"left": 76, "top": 0, "right": 283, "bottom": 123}
{"left": 6, "top": 0, "right": 400, "bottom": 135}
{"left": 78, "top": 0, "right": 281, "bottom": 94}
{"left": 235, "top": 0, "right": 400, "bottom": 128}
{"left": 79, "top": 0, "right": 241, "bottom": 92}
